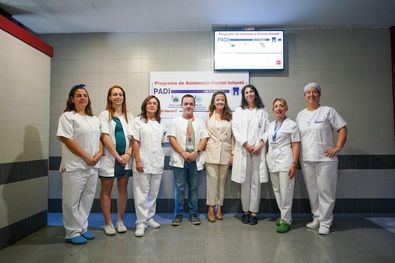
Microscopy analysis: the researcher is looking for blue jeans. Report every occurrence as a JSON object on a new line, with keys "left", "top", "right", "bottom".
{"left": 172, "top": 161, "right": 200, "bottom": 215}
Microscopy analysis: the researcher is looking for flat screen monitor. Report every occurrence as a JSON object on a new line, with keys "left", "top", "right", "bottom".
{"left": 214, "top": 30, "right": 284, "bottom": 71}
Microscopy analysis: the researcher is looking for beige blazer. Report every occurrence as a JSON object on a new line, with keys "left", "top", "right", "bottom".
{"left": 205, "top": 114, "right": 233, "bottom": 165}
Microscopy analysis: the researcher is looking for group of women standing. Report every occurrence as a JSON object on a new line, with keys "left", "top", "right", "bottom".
{"left": 57, "top": 81, "right": 347, "bottom": 245}
{"left": 57, "top": 85, "right": 165, "bottom": 244}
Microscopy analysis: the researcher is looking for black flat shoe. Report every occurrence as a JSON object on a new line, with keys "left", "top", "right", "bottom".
{"left": 241, "top": 213, "right": 250, "bottom": 224}
{"left": 249, "top": 215, "right": 258, "bottom": 225}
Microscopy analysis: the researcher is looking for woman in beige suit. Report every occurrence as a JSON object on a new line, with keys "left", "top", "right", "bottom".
{"left": 205, "top": 91, "right": 233, "bottom": 222}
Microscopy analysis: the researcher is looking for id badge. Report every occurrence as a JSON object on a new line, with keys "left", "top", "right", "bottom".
{"left": 271, "top": 142, "right": 279, "bottom": 148}
{"left": 186, "top": 144, "right": 194, "bottom": 152}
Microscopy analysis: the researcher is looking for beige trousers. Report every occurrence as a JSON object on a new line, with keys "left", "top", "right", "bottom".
{"left": 205, "top": 163, "right": 229, "bottom": 206}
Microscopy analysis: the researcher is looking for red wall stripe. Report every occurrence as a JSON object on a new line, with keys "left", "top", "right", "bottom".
{"left": 0, "top": 15, "right": 53, "bottom": 57}
{"left": 391, "top": 26, "right": 395, "bottom": 138}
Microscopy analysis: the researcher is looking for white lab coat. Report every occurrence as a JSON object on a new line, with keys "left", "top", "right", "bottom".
{"left": 98, "top": 110, "right": 134, "bottom": 177}
{"left": 266, "top": 118, "right": 300, "bottom": 173}
{"left": 57, "top": 111, "right": 101, "bottom": 172}
{"left": 167, "top": 116, "right": 209, "bottom": 171}
{"left": 231, "top": 107, "right": 270, "bottom": 184}
{"left": 131, "top": 116, "right": 166, "bottom": 174}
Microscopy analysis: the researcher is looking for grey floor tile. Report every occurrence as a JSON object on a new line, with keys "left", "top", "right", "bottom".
{"left": 0, "top": 214, "right": 394, "bottom": 263}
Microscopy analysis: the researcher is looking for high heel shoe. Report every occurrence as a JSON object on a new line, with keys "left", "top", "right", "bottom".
{"left": 215, "top": 205, "right": 223, "bottom": 220}
{"left": 208, "top": 206, "right": 216, "bottom": 223}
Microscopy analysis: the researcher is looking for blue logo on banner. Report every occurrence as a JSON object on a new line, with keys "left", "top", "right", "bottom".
{"left": 233, "top": 87, "right": 239, "bottom": 96}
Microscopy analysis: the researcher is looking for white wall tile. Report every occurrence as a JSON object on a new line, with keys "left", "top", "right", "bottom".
{"left": 141, "top": 58, "right": 168, "bottom": 72}
{"left": 0, "top": 177, "right": 48, "bottom": 228}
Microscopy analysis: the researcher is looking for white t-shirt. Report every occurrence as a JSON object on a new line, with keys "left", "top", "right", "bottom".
{"left": 167, "top": 116, "right": 209, "bottom": 170}
{"left": 56, "top": 111, "right": 101, "bottom": 172}
{"left": 296, "top": 106, "right": 347, "bottom": 162}
{"left": 266, "top": 118, "right": 300, "bottom": 173}
{"left": 98, "top": 110, "right": 134, "bottom": 177}
{"left": 131, "top": 116, "right": 166, "bottom": 174}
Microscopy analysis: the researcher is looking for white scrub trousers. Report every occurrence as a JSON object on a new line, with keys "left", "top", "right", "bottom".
{"left": 133, "top": 173, "right": 162, "bottom": 226}
{"left": 301, "top": 161, "right": 338, "bottom": 227}
{"left": 62, "top": 168, "right": 98, "bottom": 239}
{"left": 241, "top": 154, "right": 261, "bottom": 213}
{"left": 270, "top": 171, "right": 295, "bottom": 224}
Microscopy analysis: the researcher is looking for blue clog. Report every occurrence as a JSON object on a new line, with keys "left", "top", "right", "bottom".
{"left": 66, "top": 235, "right": 87, "bottom": 245}
{"left": 81, "top": 231, "right": 95, "bottom": 240}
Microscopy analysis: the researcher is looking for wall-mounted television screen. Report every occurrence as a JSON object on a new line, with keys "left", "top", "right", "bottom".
{"left": 214, "top": 31, "right": 284, "bottom": 71}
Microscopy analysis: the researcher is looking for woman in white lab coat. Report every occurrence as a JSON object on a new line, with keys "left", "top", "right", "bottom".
{"left": 57, "top": 84, "right": 103, "bottom": 245}
{"left": 231, "top": 84, "right": 270, "bottom": 225}
{"left": 99, "top": 85, "right": 133, "bottom": 236}
{"left": 296, "top": 82, "right": 347, "bottom": 235}
{"left": 205, "top": 91, "right": 233, "bottom": 222}
{"left": 131, "top": 95, "right": 166, "bottom": 237}
{"left": 266, "top": 98, "right": 300, "bottom": 233}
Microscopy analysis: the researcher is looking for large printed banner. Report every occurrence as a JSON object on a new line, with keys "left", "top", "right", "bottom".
{"left": 149, "top": 71, "right": 249, "bottom": 130}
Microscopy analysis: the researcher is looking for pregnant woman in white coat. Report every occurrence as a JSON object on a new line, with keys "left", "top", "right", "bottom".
{"left": 99, "top": 85, "right": 134, "bottom": 236}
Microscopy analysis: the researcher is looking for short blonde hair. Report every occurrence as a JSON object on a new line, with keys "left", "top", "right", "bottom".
{"left": 272, "top": 98, "right": 288, "bottom": 111}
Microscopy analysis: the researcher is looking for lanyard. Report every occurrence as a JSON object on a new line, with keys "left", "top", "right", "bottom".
{"left": 186, "top": 117, "right": 195, "bottom": 141}
{"left": 272, "top": 118, "right": 286, "bottom": 142}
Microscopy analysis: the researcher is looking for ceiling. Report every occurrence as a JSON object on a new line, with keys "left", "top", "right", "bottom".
{"left": 1, "top": 0, "right": 395, "bottom": 34}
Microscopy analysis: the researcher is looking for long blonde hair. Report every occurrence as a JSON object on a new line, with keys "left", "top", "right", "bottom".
{"left": 106, "top": 85, "right": 128, "bottom": 123}
{"left": 208, "top": 91, "right": 232, "bottom": 121}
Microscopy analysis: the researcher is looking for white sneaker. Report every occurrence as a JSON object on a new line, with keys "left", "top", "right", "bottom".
{"left": 306, "top": 219, "right": 320, "bottom": 229}
{"left": 103, "top": 223, "right": 116, "bottom": 236}
{"left": 318, "top": 225, "right": 330, "bottom": 235}
{"left": 116, "top": 220, "right": 127, "bottom": 233}
{"left": 148, "top": 219, "right": 160, "bottom": 229}
{"left": 134, "top": 224, "right": 145, "bottom": 237}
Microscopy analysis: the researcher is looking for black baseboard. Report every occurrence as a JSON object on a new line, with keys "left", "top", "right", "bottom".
{"left": 0, "top": 210, "right": 47, "bottom": 250}
{"left": 49, "top": 155, "right": 395, "bottom": 171}
{"left": 0, "top": 159, "right": 48, "bottom": 185}
{"left": 48, "top": 198, "right": 395, "bottom": 214}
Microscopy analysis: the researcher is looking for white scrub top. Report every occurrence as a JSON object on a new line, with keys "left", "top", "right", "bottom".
{"left": 266, "top": 118, "right": 300, "bottom": 173}
{"left": 167, "top": 116, "right": 209, "bottom": 171}
{"left": 99, "top": 110, "right": 134, "bottom": 177}
{"left": 296, "top": 106, "right": 347, "bottom": 162}
{"left": 131, "top": 116, "right": 166, "bottom": 174}
{"left": 57, "top": 111, "right": 101, "bottom": 172}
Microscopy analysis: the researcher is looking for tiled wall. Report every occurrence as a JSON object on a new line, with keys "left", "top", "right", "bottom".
{"left": 0, "top": 29, "right": 50, "bottom": 248}
{"left": 42, "top": 29, "right": 395, "bottom": 213}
